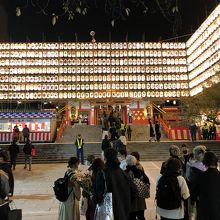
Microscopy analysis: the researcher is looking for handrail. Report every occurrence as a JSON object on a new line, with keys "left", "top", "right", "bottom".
{"left": 56, "top": 118, "right": 67, "bottom": 141}
{"left": 151, "top": 103, "right": 166, "bottom": 114}
{"left": 159, "top": 117, "right": 171, "bottom": 139}
{"left": 57, "top": 106, "right": 68, "bottom": 114}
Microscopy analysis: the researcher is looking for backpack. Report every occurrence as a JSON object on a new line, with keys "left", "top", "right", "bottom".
{"left": 156, "top": 174, "right": 182, "bottom": 210}
{"left": 53, "top": 172, "right": 73, "bottom": 202}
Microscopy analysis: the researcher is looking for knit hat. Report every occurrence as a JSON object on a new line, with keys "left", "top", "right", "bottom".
{"left": 126, "top": 155, "right": 137, "bottom": 166}
{"left": 169, "top": 145, "right": 181, "bottom": 157}
{"left": 193, "top": 145, "right": 206, "bottom": 161}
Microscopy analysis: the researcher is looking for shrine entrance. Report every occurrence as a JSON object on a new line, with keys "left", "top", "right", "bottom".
{"left": 94, "top": 104, "right": 128, "bottom": 126}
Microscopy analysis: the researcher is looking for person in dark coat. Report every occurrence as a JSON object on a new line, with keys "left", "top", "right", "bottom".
{"left": 108, "top": 111, "right": 114, "bottom": 127}
{"left": 180, "top": 144, "right": 190, "bottom": 169}
{"left": 8, "top": 140, "right": 20, "bottom": 170}
{"left": 0, "top": 149, "right": 14, "bottom": 196}
{"left": 88, "top": 158, "right": 105, "bottom": 220}
{"left": 155, "top": 121, "right": 161, "bottom": 142}
{"left": 93, "top": 148, "right": 136, "bottom": 220}
{"left": 101, "top": 135, "right": 110, "bottom": 151}
{"left": 148, "top": 119, "right": 155, "bottom": 142}
{"left": 189, "top": 122, "right": 197, "bottom": 142}
{"left": 125, "top": 155, "right": 150, "bottom": 220}
{"left": 22, "top": 124, "right": 30, "bottom": 143}
{"left": 127, "top": 125, "right": 132, "bottom": 141}
{"left": 109, "top": 123, "right": 119, "bottom": 141}
{"left": 23, "top": 139, "right": 33, "bottom": 171}
{"left": 201, "top": 123, "right": 209, "bottom": 140}
{"left": 211, "top": 124, "right": 216, "bottom": 140}
{"left": 192, "top": 151, "right": 220, "bottom": 220}
{"left": 0, "top": 166, "right": 10, "bottom": 220}
{"left": 111, "top": 139, "right": 126, "bottom": 152}
{"left": 101, "top": 135, "right": 110, "bottom": 160}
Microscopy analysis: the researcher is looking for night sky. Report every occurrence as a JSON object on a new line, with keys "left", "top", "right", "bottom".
{"left": 5, "top": 0, "right": 220, "bottom": 42}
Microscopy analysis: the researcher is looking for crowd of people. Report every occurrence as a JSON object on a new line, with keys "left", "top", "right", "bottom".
{"left": 201, "top": 123, "right": 217, "bottom": 140}
{"left": 0, "top": 137, "right": 35, "bottom": 219}
{"left": 189, "top": 121, "right": 217, "bottom": 142}
{"left": 12, "top": 124, "right": 30, "bottom": 143}
{"left": 158, "top": 144, "right": 220, "bottom": 220}
{"left": 101, "top": 110, "right": 133, "bottom": 141}
{"left": 59, "top": 141, "right": 220, "bottom": 220}
{"left": 8, "top": 124, "right": 34, "bottom": 172}
{"left": 0, "top": 149, "right": 14, "bottom": 220}
{"left": 0, "top": 120, "right": 219, "bottom": 220}
{"left": 58, "top": 148, "right": 150, "bottom": 220}
{"left": 0, "top": 125, "right": 34, "bottom": 219}
{"left": 103, "top": 112, "right": 163, "bottom": 143}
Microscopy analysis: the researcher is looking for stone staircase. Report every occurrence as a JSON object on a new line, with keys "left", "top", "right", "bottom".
{"left": 58, "top": 124, "right": 169, "bottom": 143}
{"left": 58, "top": 125, "right": 102, "bottom": 143}
{"left": 0, "top": 141, "right": 219, "bottom": 164}
{"left": 129, "top": 124, "right": 169, "bottom": 141}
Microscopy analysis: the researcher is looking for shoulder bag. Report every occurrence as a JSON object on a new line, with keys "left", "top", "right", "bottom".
{"left": 130, "top": 171, "right": 150, "bottom": 199}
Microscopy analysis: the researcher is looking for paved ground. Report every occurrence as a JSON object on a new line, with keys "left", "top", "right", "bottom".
{"left": 11, "top": 161, "right": 162, "bottom": 220}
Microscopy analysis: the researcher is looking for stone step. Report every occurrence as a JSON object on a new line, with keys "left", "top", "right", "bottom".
{"left": 1, "top": 141, "right": 219, "bottom": 164}
{"left": 58, "top": 124, "right": 170, "bottom": 143}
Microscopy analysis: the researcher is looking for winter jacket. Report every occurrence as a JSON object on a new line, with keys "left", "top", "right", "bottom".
{"left": 8, "top": 143, "right": 20, "bottom": 157}
{"left": 101, "top": 139, "right": 110, "bottom": 151}
{"left": 192, "top": 168, "right": 220, "bottom": 220}
{"left": 0, "top": 169, "right": 10, "bottom": 206}
{"left": 93, "top": 161, "right": 136, "bottom": 220}
{"left": 23, "top": 142, "right": 32, "bottom": 155}
{"left": 0, "top": 163, "right": 14, "bottom": 196}
{"left": 125, "top": 165, "right": 150, "bottom": 212}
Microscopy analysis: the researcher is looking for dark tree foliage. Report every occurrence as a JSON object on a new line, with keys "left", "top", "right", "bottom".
{"left": 13, "top": 0, "right": 181, "bottom": 26}
{"left": 181, "top": 82, "right": 220, "bottom": 123}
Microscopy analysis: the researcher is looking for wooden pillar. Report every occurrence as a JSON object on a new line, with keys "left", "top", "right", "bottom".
{"left": 65, "top": 101, "right": 71, "bottom": 126}
{"left": 90, "top": 106, "right": 95, "bottom": 125}
{"left": 122, "top": 106, "right": 128, "bottom": 124}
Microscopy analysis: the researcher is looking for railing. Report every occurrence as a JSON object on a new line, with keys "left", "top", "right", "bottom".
{"left": 159, "top": 118, "right": 205, "bottom": 140}
{"left": 0, "top": 131, "right": 51, "bottom": 142}
{"left": 56, "top": 118, "right": 67, "bottom": 142}
{"left": 151, "top": 102, "right": 166, "bottom": 114}
{"left": 159, "top": 117, "right": 172, "bottom": 139}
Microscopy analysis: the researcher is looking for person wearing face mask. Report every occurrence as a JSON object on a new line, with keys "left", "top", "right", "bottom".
{"left": 118, "top": 149, "right": 127, "bottom": 171}
{"left": 58, "top": 157, "right": 81, "bottom": 220}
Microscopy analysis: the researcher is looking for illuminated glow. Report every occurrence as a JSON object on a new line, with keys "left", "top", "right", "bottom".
{"left": 0, "top": 41, "right": 188, "bottom": 99}
{"left": 0, "top": 4, "right": 219, "bottom": 100}
{"left": 186, "top": 3, "right": 220, "bottom": 96}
